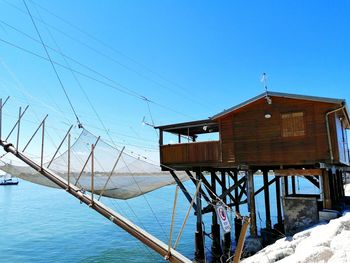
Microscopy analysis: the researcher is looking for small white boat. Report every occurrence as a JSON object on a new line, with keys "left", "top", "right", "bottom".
{"left": 0, "top": 173, "right": 19, "bottom": 185}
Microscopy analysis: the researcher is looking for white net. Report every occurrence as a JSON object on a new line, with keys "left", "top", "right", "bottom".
{"left": 1, "top": 129, "right": 187, "bottom": 199}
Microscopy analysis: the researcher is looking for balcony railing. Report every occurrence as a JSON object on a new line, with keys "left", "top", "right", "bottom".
{"left": 160, "top": 141, "right": 221, "bottom": 165}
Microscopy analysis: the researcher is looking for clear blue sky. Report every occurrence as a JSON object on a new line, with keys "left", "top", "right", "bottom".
{"left": 0, "top": 0, "right": 349, "bottom": 162}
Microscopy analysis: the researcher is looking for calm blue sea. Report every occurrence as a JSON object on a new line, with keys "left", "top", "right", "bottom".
{"left": 0, "top": 176, "right": 319, "bottom": 262}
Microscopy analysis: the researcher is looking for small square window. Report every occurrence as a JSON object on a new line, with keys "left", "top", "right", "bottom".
{"left": 281, "top": 112, "right": 305, "bottom": 137}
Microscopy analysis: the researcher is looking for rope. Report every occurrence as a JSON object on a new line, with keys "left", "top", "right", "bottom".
{"left": 22, "top": 0, "right": 82, "bottom": 128}
{"left": 173, "top": 179, "right": 202, "bottom": 249}
{"left": 165, "top": 185, "right": 179, "bottom": 260}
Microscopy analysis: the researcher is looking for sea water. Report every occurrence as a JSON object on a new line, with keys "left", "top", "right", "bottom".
{"left": 0, "top": 176, "right": 319, "bottom": 262}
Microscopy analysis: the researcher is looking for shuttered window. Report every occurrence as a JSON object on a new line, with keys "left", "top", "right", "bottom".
{"left": 281, "top": 112, "right": 305, "bottom": 137}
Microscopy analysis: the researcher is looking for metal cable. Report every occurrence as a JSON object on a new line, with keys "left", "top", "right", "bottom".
{"left": 22, "top": 0, "right": 82, "bottom": 127}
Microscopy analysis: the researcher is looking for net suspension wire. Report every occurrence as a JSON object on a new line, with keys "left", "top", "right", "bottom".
{"left": 15, "top": 2, "right": 173, "bottom": 241}
{"left": 20, "top": 0, "right": 214, "bottom": 110}
{"left": 22, "top": 0, "right": 82, "bottom": 128}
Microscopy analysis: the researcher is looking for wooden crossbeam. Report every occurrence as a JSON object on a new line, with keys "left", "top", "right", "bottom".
{"left": 254, "top": 177, "right": 277, "bottom": 196}
{"left": 170, "top": 171, "right": 197, "bottom": 211}
{"left": 185, "top": 171, "right": 211, "bottom": 203}
{"left": 228, "top": 171, "right": 247, "bottom": 194}
{"left": 274, "top": 169, "right": 323, "bottom": 176}
{"left": 218, "top": 176, "right": 246, "bottom": 201}
{"left": 238, "top": 181, "right": 247, "bottom": 201}
{"left": 304, "top": 176, "right": 320, "bottom": 188}
{"left": 213, "top": 171, "right": 237, "bottom": 202}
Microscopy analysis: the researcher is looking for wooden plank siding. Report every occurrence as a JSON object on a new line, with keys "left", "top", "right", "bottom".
{"left": 216, "top": 97, "right": 342, "bottom": 166}
{"left": 161, "top": 141, "right": 221, "bottom": 165}
{"left": 158, "top": 94, "right": 349, "bottom": 169}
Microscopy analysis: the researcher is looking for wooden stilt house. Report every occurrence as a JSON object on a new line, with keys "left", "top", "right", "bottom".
{"left": 156, "top": 91, "right": 350, "bottom": 261}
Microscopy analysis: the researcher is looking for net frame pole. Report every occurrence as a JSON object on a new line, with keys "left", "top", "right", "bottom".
{"left": 5, "top": 105, "right": 29, "bottom": 141}
{"left": 0, "top": 99, "right": 1, "bottom": 141}
{"left": 74, "top": 136, "right": 100, "bottom": 186}
{"left": 67, "top": 133, "right": 71, "bottom": 190}
{"left": 0, "top": 96, "right": 10, "bottom": 140}
{"left": 40, "top": 117, "right": 45, "bottom": 169}
{"left": 91, "top": 143, "right": 94, "bottom": 204}
{"left": 16, "top": 107, "right": 21, "bottom": 149}
{"left": 47, "top": 125, "right": 73, "bottom": 168}
{"left": 97, "top": 146, "right": 125, "bottom": 201}
{"left": 22, "top": 114, "right": 48, "bottom": 152}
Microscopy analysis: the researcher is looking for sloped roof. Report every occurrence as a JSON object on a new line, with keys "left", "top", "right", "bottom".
{"left": 211, "top": 91, "right": 346, "bottom": 119}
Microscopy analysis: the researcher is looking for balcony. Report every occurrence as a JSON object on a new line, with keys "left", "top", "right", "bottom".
{"left": 160, "top": 141, "right": 221, "bottom": 166}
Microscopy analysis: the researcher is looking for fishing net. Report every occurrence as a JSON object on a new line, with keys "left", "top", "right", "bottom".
{"left": 1, "top": 129, "right": 187, "bottom": 199}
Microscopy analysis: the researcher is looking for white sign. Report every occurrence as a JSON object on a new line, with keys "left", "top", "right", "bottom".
{"left": 215, "top": 204, "right": 231, "bottom": 234}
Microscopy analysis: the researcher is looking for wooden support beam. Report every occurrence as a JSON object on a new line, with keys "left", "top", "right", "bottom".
{"left": 218, "top": 176, "right": 246, "bottom": 203}
{"left": 322, "top": 170, "right": 332, "bottom": 209}
{"left": 254, "top": 177, "right": 276, "bottom": 196}
{"left": 340, "top": 171, "right": 345, "bottom": 197}
{"left": 247, "top": 170, "right": 257, "bottom": 237}
{"left": 234, "top": 170, "right": 240, "bottom": 213}
{"left": 228, "top": 171, "right": 246, "bottom": 194}
{"left": 274, "top": 169, "right": 323, "bottom": 176}
{"left": 275, "top": 176, "right": 283, "bottom": 229}
{"left": 194, "top": 171, "right": 205, "bottom": 261}
{"left": 291, "top": 176, "right": 296, "bottom": 195}
{"left": 284, "top": 176, "right": 289, "bottom": 196}
{"left": 304, "top": 176, "right": 320, "bottom": 188}
{"left": 213, "top": 171, "right": 237, "bottom": 203}
{"left": 238, "top": 181, "right": 247, "bottom": 201}
{"left": 210, "top": 171, "right": 221, "bottom": 258}
{"left": 233, "top": 217, "right": 250, "bottom": 263}
{"left": 170, "top": 171, "right": 197, "bottom": 211}
{"left": 263, "top": 170, "right": 271, "bottom": 229}
{"left": 221, "top": 171, "right": 231, "bottom": 259}
{"left": 185, "top": 171, "right": 211, "bottom": 203}
{"left": 198, "top": 171, "right": 217, "bottom": 200}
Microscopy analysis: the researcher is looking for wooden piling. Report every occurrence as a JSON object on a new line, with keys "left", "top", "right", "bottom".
{"left": 221, "top": 170, "right": 231, "bottom": 258}
{"left": 263, "top": 170, "right": 271, "bottom": 229}
{"left": 234, "top": 170, "right": 242, "bottom": 241}
{"left": 322, "top": 170, "right": 332, "bottom": 209}
{"left": 284, "top": 176, "right": 289, "bottom": 196}
{"left": 247, "top": 170, "right": 257, "bottom": 237}
{"left": 194, "top": 170, "right": 205, "bottom": 261}
{"left": 291, "top": 176, "right": 296, "bottom": 195}
{"left": 234, "top": 170, "right": 240, "bottom": 213}
{"left": 211, "top": 171, "right": 221, "bottom": 258}
{"left": 275, "top": 176, "right": 283, "bottom": 229}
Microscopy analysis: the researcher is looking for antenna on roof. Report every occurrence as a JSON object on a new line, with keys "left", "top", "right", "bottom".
{"left": 261, "top": 72, "right": 272, "bottom": 104}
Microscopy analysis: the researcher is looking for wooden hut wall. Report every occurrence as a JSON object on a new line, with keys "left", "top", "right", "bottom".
{"left": 217, "top": 97, "right": 342, "bottom": 166}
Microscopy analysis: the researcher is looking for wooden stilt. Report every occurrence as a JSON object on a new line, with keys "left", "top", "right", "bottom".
{"left": 263, "top": 170, "right": 271, "bottom": 229}
{"left": 234, "top": 216, "right": 242, "bottom": 242}
{"left": 234, "top": 170, "right": 240, "bottom": 213}
{"left": 340, "top": 171, "right": 345, "bottom": 198}
{"left": 234, "top": 170, "right": 242, "bottom": 241}
{"left": 284, "top": 176, "right": 289, "bottom": 196}
{"left": 211, "top": 171, "right": 221, "bottom": 258}
{"left": 291, "top": 176, "right": 296, "bottom": 195}
{"left": 247, "top": 170, "right": 257, "bottom": 237}
{"left": 275, "top": 176, "right": 283, "bottom": 230}
{"left": 194, "top": 170, "right": 205, "bottom": 262}
{"left": 322, "top": 170, "right": 332, "bottom": 209}
{"left": 221, "top": 170, "right": 231, "bottom": 259}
